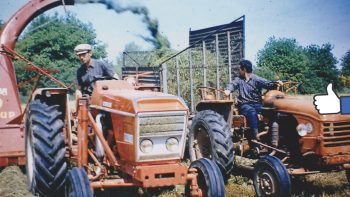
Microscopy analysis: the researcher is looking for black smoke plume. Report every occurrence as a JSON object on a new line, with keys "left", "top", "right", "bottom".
{"left": 75, "top": 0, "right": 170, "bottom": 49}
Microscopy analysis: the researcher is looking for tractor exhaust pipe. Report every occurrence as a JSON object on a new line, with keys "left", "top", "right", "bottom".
{"left": 96, "top": 113, "right": 105, "bottom": 158}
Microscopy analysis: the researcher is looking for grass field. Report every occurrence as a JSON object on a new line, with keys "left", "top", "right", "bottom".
{"left": 1, "top": 164, "right": 349, "bottom": 197}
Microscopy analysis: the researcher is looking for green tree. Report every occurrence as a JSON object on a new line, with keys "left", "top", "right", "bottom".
{"left": 256, "top": 37, "right": 340, "bottom": 94}
{"left": 14, "top": 13, "right": 107, "bottom": 97}
{"left": 341, "top": 50, "right": 350, "bottom": 76}
{"left": 304, "top": 43, "right": 339, "bottom": 92}
{"left": 256, "top": 37, "right": 310, "bottom": 93}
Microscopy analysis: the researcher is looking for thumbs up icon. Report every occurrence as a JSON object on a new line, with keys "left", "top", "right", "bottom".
{"left": 313, "top": 83, "right": 340, "bottom": 114}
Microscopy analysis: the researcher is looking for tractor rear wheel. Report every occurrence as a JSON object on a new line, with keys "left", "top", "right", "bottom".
{"left": 65, "top": 167, "right": 93, "bottom": 197}
{"left": 186, "top": 158, "right": 225, "bottom": 197}
{"left": 25, "top": 100, "right": 67, "bottom": 196}
{"left": 253, "top": 155, "right": 291, "bottom": 197}
{"left": 189, "top": 110, "right": 234, "bottom": 182}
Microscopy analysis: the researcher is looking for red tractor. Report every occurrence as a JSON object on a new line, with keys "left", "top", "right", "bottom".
{"left": 188, "top": 83, "right": 350, "bottom": 197}
{"left": 0, "top": 0, "right": 225, "bottom": 196}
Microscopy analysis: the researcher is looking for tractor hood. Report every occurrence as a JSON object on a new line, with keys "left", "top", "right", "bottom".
{"left": 263, "top": 90, "right": 350, "bottom": 122}
{"left": 90, "top": 80, "right": 188, "bottom": 114}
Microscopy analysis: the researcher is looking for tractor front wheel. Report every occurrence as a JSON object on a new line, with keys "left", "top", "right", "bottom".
{"left": 253, "top": 155, "right": 291, "bottom": 197}
{"left": 186, "top": 158, "right": 226, "bottom": 197}
{"left": 25, "top": 100, "right": 67, "bottom": 196}
{"left": 65, "top": 167, "right": 93, "bottom": 197}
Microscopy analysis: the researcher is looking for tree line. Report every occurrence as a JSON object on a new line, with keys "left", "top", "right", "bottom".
{"left": 255, "top": 37, "right": 350, "bottom": 94}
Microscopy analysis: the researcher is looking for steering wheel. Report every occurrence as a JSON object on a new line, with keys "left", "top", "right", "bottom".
{"left": 276, "top": 80, "right": 301, "bottom": 95}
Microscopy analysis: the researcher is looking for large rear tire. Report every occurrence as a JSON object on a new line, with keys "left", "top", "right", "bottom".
{"left": 65, "top": 167, "right": 93, "bottom": 197}
{"left": 186, "top": 158, "right": 226, "bottom": 197}
{"left": 253, "top": 155, "right": 291, "bottom": 197}
{"left": 188, "top": 110, "right": 234, "bottom": 182}
{"left": 25, "top": 100, "right": 67, "bottom": 196}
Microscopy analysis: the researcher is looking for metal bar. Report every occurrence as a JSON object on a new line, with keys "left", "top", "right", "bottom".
{"left": 88, "top": 149, "right": 104, "bottom": 169}
{"left": 77, "top": 98, "right": 89, "bottom": 168}
{"left": 215, "top": 34, "right": 220, "bottom": 92}
{"left": 16, "top": 75, "right": 39, "bottom": 88}
{"left": 189, "top": 49, "right": 194, "bottom": 112}
{"left": 202, "top": 40, "right": 207, "bottom": 89}
{"left": 176, "top": 56, "right": 180, "bottom": 96}
{"left": 251, "top": 140, "right": 288, "bottom": 155}
{"left": 227, "top": 31, "right": 232, "bottom": 81}
{"left": 88, "top": 112, "right": 120, "bottom": 167}
{"left": 91, "top": 179, "right": 140, "bottom": 189}
{"left": 242, "top": 15, "right": 246, "bottom": 59}
{"left": 2, "top": 45, "right": 67, "bottom": 88}
{"left": 162, "top": 63, "right": 168, "bottom": 93}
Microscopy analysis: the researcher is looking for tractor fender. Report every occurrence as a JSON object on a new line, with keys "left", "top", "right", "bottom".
{"left": 196, "top": 101, "right": 234, "bottom": 124}
{"left": 32, "top": 87, "right": 69, "bottom": 121}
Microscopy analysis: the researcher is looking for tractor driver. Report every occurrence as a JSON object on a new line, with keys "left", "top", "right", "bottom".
{"left": 75, "top": 44, "right": 119, "bottom": 95}
{"left": 224, "top": 60, "right": 282, "bottom": 144}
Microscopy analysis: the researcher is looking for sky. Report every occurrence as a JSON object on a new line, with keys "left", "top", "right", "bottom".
{"left": 1, "top": 0, "right": 350, "bottom": 65}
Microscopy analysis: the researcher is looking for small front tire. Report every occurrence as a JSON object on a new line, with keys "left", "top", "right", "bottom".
{"left": 65, "top": 167, "right": 93, "bottom": 197}
{"left": 253, "top": 155, "right": 291, "bottom": 197}
{"left": 186, "top": 158, "right": 226, "bottom": 197}
{"left": 189, "top": 110, "right": 234, "bottom": 182}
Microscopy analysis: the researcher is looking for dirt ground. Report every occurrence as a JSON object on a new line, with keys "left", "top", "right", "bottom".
{"left": 0, "top": 165, "right": 349, "bottom": 197}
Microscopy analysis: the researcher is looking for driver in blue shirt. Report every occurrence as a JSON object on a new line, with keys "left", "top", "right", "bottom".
{"left": 75, "top": 44, "right": 119, "bottom": 95}
{"left": 224, "top": 60, "right": 282, "bottom": 143}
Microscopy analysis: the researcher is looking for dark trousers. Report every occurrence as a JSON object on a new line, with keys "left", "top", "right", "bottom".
{"left": 239, "top": 103, "right": 262, "bottom": 139}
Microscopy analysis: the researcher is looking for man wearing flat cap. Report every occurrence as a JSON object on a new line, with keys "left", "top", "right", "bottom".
{"left": 75, "top": 44, "right": 119, "bottom": 95}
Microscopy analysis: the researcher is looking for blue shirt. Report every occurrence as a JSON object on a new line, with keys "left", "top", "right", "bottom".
{"left": 76, "top": 59, "right": 115, "bottom": 95}
{"left": 226, "top": 74, "right": 276, "bottom": 105}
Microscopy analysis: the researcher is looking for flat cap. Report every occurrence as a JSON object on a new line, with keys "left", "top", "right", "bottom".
{"left": 74, "top": 44, "right": 92, "bottom": 55}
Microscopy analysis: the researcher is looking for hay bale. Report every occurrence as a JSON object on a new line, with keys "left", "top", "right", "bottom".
{"left": 0, "top": 166, "right": 34, "bottom": 197}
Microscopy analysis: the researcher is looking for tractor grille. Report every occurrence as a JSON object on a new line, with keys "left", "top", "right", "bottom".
{"left": 323, "top": 122, "right": 350, "bottom": 148}
{"left": 138, "top": 112, "right": 186, "bottom": 137}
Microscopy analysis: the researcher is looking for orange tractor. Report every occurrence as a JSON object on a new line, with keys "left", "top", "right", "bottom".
{"left": 188, "top": 83, "right": 350, "bottom": 197}
{"left": 0, "top": 0, "right": 225, "bottom": 196}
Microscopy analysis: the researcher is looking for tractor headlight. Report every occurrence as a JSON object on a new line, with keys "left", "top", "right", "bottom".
{"left": 140, "top": 139, "right": 153, "bottom": 153}
{"left": 45, "top": 91, "right": 51, "bottom": 97}
{"left": 296, "top": 123, "right": 313, "bottom": 137}
{"left": 305, "top": 123, "right": 313, "bottom": 134}
{"left": 165, "top": 137, "right": 179, "bottom": 152}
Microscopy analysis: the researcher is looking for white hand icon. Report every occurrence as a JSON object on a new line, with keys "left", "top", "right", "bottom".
{"left": 313, "top": 83, "right": 340, "bottom": 114}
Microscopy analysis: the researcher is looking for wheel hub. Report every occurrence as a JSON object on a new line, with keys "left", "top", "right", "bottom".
{"left": 258, "top": 171, "right": 276, "bottom": 195}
